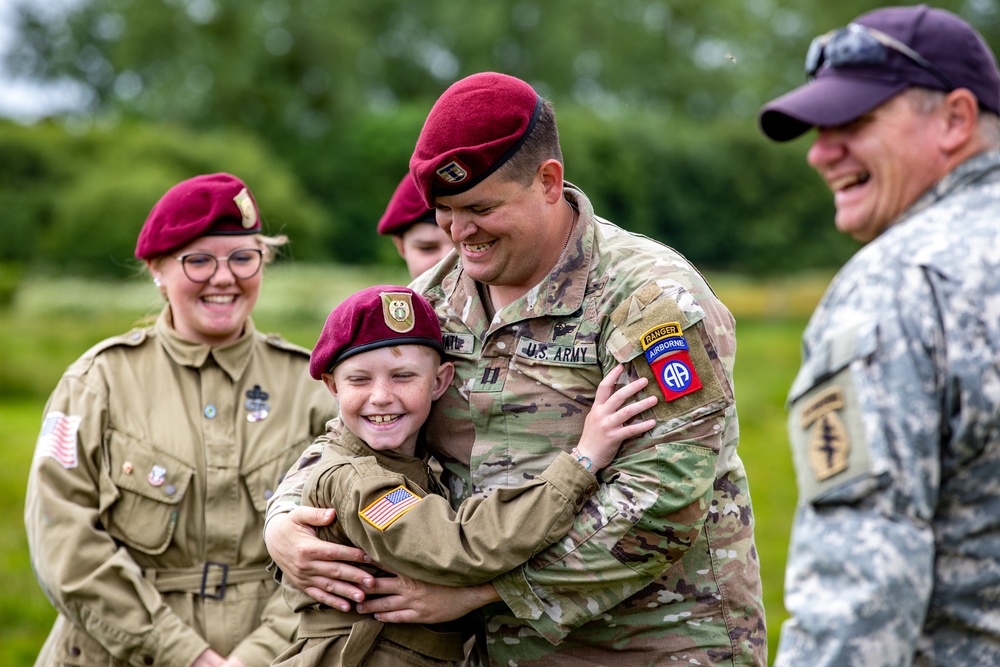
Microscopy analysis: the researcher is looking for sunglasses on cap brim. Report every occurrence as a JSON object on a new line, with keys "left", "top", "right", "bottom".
{"left": 805, "top": 22, "right": 956, "bottom": 91}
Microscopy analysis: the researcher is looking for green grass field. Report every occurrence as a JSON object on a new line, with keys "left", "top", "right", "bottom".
{"left": 0, "top": 266, "right": 826, "bottom": 665}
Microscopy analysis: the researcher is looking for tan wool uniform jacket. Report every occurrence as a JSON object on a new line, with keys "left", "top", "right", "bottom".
{"left": 26, "top": 307, "right": 336, "bottom": 667}
{"left": 273, "top": 419, "right": 599, "bottom": 667}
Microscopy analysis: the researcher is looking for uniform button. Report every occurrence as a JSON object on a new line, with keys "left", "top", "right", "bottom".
{"left": 575, "top": 494, "right": 585, "bottom": 505}
{"left": 69, "top": 646, "right": 81, "bottom": 657}
{"left": 586, "top": 485, "right": 596, "bottom": 494}
{"left": 204, "top": 404, "right": 217, "bottom": 419}
{"left": 143, "top": 656, "right": 154, "bottom": 665}
{"left": 164, "top": 485, "right": 176, "bottom": 496}
{"left": 264, "top": 489, "right": 274, "bottom": 500}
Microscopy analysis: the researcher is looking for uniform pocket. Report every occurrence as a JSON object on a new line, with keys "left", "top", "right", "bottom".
{"left": 242, "top": 439, "right": 311, "bottom": 513}
{"left": 104, "top": 430, "right": 193, "bottom": 555}
{"left": 509, "top": 343, "right": 603, "bottom": 405}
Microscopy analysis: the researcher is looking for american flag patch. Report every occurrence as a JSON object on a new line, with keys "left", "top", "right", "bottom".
{"left": 359, "top": 485, "right": 421, "bottom": 530}
{"left": 37, "top": 412, "right": 82, "bottom": 469}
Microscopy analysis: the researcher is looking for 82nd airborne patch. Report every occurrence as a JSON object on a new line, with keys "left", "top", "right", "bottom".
{"left": 641, "top": 322, "right": 702, "bottom": 401}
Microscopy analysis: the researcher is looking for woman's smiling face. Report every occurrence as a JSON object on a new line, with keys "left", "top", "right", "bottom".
{"left": 151, "top": 235, "right": 263, "bottom": 346}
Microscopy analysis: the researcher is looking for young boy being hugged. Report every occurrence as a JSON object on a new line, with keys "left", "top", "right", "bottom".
{"left": 272, "top": 285, "right": 655, "bottom": 666}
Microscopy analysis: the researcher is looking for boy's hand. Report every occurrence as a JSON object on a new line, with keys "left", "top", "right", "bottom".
{"left": 576, "top": 364, "right": 657, "bottom": 471}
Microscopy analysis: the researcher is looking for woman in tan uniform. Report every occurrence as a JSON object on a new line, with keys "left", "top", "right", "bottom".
{"left": 25, "top": 173, "right": 336, "bottom": 667}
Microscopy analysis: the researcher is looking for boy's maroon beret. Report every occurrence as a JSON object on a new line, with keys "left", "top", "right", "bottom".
{"left": 135, "top": 173, "right": 260, "bottom": 259}
{"left": 409, "top": 72, "right": 542, "bottom": 207}
{"left": 310, "top": 285, "right": 445, "bottom": 380}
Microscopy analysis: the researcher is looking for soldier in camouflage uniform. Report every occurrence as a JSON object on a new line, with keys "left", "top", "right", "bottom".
{"left": 759, "top": 6, "right": 1000, "bottom": 665}
{"left": 266, "top": 72, "right": 767, "bottom": 665}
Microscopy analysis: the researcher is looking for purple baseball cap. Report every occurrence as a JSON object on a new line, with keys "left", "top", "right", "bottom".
{"left": 759, "top": 5, "right": 1000, "bottom": 142}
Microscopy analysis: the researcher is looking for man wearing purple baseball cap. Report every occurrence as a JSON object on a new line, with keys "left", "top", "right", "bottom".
{"left": 759, "top": 5, "right": 1000, "bottom": 665}
{"left": 267, "top": 72, "right": 766, "bottom": 665}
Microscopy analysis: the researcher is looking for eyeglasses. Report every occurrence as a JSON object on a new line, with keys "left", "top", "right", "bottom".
{"left": 174, "top": 247, "right": 263, "bottom": 283}
{"left": 805, "top": 23, "right": 956, "bottom": 91}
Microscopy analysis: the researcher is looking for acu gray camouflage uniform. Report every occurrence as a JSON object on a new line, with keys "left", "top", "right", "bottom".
{"left": 777, "top": 151, "right": 1000, "bottom": 666}
{"left": 270, "top": 183, "right": 766, "bottom": 666}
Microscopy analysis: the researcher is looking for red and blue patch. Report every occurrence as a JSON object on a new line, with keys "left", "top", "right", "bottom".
{"left": 641, "top": 322, "right": 702, "bottom": 401}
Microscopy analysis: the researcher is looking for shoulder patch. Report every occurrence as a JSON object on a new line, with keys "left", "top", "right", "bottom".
{"left": 788, "top": 372, "right": 872, "bottom": 503}
{"left": 36, "top": 411, "right": 81, "bottom": 469}
{"left": 606, "top": 290, "right": 730, "bottom": 424}
{"left": 359, "top": 485, "right": 421, "bottom": 530}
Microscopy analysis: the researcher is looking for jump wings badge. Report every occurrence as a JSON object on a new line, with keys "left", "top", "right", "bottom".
{"left": 800, "top": 387, "right": 850, "bottom": 481}
{"left": 641, "top": 321, "right": 702, "bottom": 401}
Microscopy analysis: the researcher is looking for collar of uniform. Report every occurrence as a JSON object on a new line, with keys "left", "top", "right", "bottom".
{"left": 439, "top": 182, "right": 595, "bottom": 333}
{"left": 330, "top": 418, "right": 435, "bottom": 490}
{"left": 155, "top": 305, "right": 256, "bottom": 380}
{"left": 898, "top": 149, "right": 1000, "bottom": 227}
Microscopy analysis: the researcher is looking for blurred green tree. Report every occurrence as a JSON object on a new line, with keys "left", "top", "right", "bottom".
{"left": 4, "top": 0, "right": 998, "bottom": 273}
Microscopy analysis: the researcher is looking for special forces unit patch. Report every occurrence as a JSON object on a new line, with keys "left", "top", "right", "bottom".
{"left": 641, "top": 321, "right": 703, "bottom": 401}
{"left": 800, "top": 387, "right": 850, "bottom": 481}
{"left": 788, "top": 373, "right": 872, "bottom": 503}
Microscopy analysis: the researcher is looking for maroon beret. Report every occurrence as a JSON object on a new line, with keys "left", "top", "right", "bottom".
{"left": 310, "top": 285, "right": 445, "bottom": 380}
{"left": 376, "top": 174, "right": 436, "bottom": 236}
{"left": 135, "top": 173, "right": 261, "bottom": 259}
{"left": 410, "top": 72, "right": 542, "bottom": 207}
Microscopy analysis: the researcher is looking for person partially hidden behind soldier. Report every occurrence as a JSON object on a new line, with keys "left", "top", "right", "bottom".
{"left": 271, "top": 284, "right": 654, "bottom": 666}
{"left": 378, "top": 173, "right": 453, "bottom": 279}
{"left": 758, "top": 4, "right": 1000, "bottom": 665}
{"left": 266, "top": 72, "right": 768, "bottom": 665}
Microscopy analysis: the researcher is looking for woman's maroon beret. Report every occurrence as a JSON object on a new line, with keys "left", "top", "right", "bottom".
{"left": 135, "top": 173, "right": 260, "bottom": 260}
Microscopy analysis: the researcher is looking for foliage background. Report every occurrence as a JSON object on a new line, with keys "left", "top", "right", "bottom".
{"left": 4, "top": 0, "right": 998, "bottom": 664}
{"left": 19, "top": 0, "right": 998, "bottom": 277}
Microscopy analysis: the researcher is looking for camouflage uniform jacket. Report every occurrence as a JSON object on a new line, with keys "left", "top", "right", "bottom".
{"left": 276, "top": 419, "right": 599, "bottom": 666}
{"left": 26, "top": 306, "right": 335, "bottom": 667}
{"left": 269, "top": 184, "right": 766, "bottom": 666}
{"left": 777, "top": 150, "right": 1000, "bottom": 666}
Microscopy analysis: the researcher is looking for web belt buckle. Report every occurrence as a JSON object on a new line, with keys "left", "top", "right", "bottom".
{"left": 200, "top": 561, "right": 229, "bottom": 600}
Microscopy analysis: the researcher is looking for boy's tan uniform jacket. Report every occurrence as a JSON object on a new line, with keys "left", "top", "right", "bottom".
{"left": 26, "top": 307, "right": 335, "bottom": 667}
{"left": 274, "top": 419, "right": 598, "bottom": 667}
